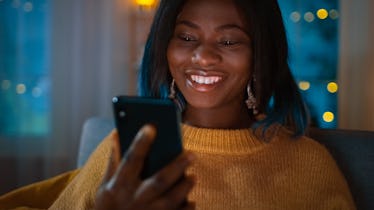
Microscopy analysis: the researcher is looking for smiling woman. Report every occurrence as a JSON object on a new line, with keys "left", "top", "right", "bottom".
{"left": 166, "top": 0, "right": 252, "bottom": 128}
{"left": 0, "top": 0, "right": 357, "bottom": 209}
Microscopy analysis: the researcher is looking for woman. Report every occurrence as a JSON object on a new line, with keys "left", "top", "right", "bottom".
{"left": 0, "top": 0, "right": 355, "bottom": 209}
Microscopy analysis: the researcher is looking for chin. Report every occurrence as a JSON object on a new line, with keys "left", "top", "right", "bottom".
{"left": 185, "top": 98, "right": 220, "bottom": 110}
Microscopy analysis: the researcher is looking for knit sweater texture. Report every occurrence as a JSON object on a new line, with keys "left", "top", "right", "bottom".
{"left": 0, "top": 124, "right": 356, "bottom": 210}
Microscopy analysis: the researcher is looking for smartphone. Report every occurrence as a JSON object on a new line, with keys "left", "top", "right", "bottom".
{"left": 112, "top": 96, "right": 183, "bottom": 179}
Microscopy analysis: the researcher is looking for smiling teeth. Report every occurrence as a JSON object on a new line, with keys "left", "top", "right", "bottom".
{"left": 191, "top": 75, "right": 222, "bottom": 84}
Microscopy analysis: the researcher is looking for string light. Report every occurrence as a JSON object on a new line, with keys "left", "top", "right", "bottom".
{"left": 316, "top": 9, "right": 328, "bottom": 19}
{"left": 327, "top": 82, "right": 338, "bottom": 93}
{"left": 135, "top": 0, "right": 156, "bottom": 7}
{"left": 290, "top": 11, "right": 301, "bottom": 23}
{"left": 23, "top": 2, "right": 33, "bottom": 12}
{"left": 323, "top": 112, "right": 334, "bottom": 123}
{"left": 298, "top": 81, "right": 310, "bottom": 91}
{"left": 304, "top": 12, "right": 315, "bottom": 22}
{"left": 16, "top": 84, "right": 26, "bottom": 94}
{"left": 329, "top": 9, "right": 339, "bottom": 19}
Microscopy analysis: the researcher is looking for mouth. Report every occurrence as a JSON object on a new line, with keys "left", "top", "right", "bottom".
{"left": 190, "top": 75, "right": 222, "bottom": 85}
{"left": 185, "top": 69, "right": 226, "bottom": 92}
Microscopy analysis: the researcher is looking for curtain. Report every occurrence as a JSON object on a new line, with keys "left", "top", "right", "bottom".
{"left": 0, "top": 0, "right": 133, "bottom": 194}
{"left": 338, "top": 0, "right": 374, "bottom": 130}
{"left": 46, "top": 0, "right": 132, "bottom": 176}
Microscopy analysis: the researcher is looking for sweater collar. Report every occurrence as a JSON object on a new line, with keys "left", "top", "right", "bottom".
{"left": 181, "top": 124, "right": 269, "bottom": 155}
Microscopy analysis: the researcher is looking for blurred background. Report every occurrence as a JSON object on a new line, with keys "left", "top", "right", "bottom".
{"left": 0, "top": 0, "right": 373, "bottom": 194}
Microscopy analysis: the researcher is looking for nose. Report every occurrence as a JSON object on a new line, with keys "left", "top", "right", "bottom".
{"left": 191, "top": 44, "right": 222, "bottom": 67}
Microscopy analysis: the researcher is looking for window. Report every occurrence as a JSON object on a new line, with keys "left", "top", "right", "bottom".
{"left": 279, "top": 0, "right": 339, "bottom": 128}
{"left": 0, "top": 0, "right": 340, "bottom": 137}
{"left": 0, "top": 0, "right": 51, "bottom": 137}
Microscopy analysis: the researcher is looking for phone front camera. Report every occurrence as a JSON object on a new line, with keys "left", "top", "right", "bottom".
{"left": 119, "top": 111, "right": 126, "bottom": 118}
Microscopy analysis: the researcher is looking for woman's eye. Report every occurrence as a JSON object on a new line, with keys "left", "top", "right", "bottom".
{"left": 221, "top": 40, "right": 237, "bottom": 46}
{"left": 179, "top": 34, "right": 195, "bottom": 42}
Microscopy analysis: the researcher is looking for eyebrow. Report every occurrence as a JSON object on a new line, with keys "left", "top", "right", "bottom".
{"left": 176, "top": 20, "right": 248, "bottom": 34}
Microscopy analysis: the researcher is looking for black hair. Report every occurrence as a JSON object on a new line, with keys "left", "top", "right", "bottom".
{"left": 138, "top": 0, "right": 309, "bottom": 136}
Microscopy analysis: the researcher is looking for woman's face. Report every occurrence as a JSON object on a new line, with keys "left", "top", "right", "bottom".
{"left": 167, "top": 0, "right": 253, "bottom": 111}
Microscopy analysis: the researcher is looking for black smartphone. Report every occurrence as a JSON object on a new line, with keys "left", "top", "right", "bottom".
{"left": 112, "top": 96, "right": 183, "bottom": 179}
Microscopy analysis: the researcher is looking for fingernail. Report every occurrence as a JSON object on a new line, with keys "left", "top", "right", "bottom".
{"left": 140, "top": 124, "right": 156, "bottom": 139}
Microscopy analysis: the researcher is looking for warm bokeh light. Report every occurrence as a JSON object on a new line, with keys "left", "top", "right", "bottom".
{"left": 304, "top": 12, "right": 315, "bottom": 22}
{"left": 16, "top": 84, "right": 26, "bottom": 94}
{"left": 327, "top": 82, "right": 338, "bottom": 93}
{"left": 329, "top": 9, "right": 339, "bottom": 19}
{"left": 23, "top": 2, "right": 33, "bottom": 12}
{"left": 323, "top": 112, "right": 334, "bottom": 123}
{"left": 290, "top": 11, "right": 301, "bottom": 23}
{"left": 317, "top": 9, "right": 328, "bottom": 19}
{"left": 298, "top": 81, "right": 310, "bottom": 91}
{"left": 135, "top": 0, "right": 156, "bottom": 7}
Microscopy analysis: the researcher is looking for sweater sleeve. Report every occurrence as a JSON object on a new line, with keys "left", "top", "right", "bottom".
{"left": 48, "top": 131, "right": 113, "bottom": 209}
{"left": 0, "top": 169, "right": 80, "bottom": 210}
{"left": 0, "top": 130, "right": 114, "bottom": 210}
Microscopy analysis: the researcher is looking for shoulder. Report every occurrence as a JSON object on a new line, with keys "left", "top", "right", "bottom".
{"left": 271, "top": 127, "right": 356, "bottom": 209}
{"left": 275, "top": 126, "right": 330, "bottom": 152}
{"left": 270, "top": 126, "right": 341, "bottom": 170}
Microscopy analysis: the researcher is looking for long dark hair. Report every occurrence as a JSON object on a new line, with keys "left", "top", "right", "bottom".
{"left": 138, "top": 0, "right": 308, "bottom": 136}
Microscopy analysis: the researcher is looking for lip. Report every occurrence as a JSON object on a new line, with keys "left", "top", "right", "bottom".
{"left": 185, "top": 69, "right": 226, "bottom": 77}
{"left": 185, "top": 69, "right": 226, "bottom": 92}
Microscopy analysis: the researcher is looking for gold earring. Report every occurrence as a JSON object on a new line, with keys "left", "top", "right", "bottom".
{"left": 245, "top": 81, "right": 258, "bottom": 115}
{"left": 168, "top": 79, "right": 176, "bottom": 100}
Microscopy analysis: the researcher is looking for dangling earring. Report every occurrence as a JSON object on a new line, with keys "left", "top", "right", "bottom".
{"left": 245, "top": 79, "right": 259, "bottom": 115}
{"left": 168, "top": 79, "right": 176, "bottom": 100}
{"left": 168, "top": 79, "right": 184, "bottom": 110}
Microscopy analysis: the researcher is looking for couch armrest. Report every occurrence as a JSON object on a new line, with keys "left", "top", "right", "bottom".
{"left": 77, "top": 117, "right": 114, "bottom": 167}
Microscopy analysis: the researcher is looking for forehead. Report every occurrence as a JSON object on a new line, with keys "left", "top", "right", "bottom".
{"left": 177, "top": 0, "right": 247, "bottom": 27}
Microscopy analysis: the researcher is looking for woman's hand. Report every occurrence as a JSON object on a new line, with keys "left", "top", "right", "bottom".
{"left": 95, "top": 124, "right": 196, "bottom": 210}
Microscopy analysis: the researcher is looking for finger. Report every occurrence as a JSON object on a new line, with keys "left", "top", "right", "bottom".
{"left": 137, "top": 151, "right": 195, "bottom": 201}
{"left": 164, "top": 175, "right": 195, "bottom": 208}
{"left": 149, "top": 176, "right": 195, "bottom": 210}
{"left": 102, "top": 129, "right": 121, "bottom": 183}
{"left": 113, "top": 124, "right": 157, "bottom": 185}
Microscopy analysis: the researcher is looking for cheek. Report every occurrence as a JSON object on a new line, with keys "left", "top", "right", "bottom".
{"left": 167, "top": 43, "right": 189, "bottom": 74}
{"left": 228, "top": 52, "right": 253, "bottom": 79}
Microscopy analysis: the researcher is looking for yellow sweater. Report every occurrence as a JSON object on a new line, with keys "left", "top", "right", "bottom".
{"left": 0, "top": 124, "right": 356, "bottom": 210}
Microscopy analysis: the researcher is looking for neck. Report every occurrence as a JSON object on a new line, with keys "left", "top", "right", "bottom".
{"left": 182, "top": 104, "right": 253, "bottom": 129}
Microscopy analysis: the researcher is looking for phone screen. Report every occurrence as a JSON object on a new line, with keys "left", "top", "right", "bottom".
{"left": 112, "top": 96, "right": 183, "bottom": 179}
